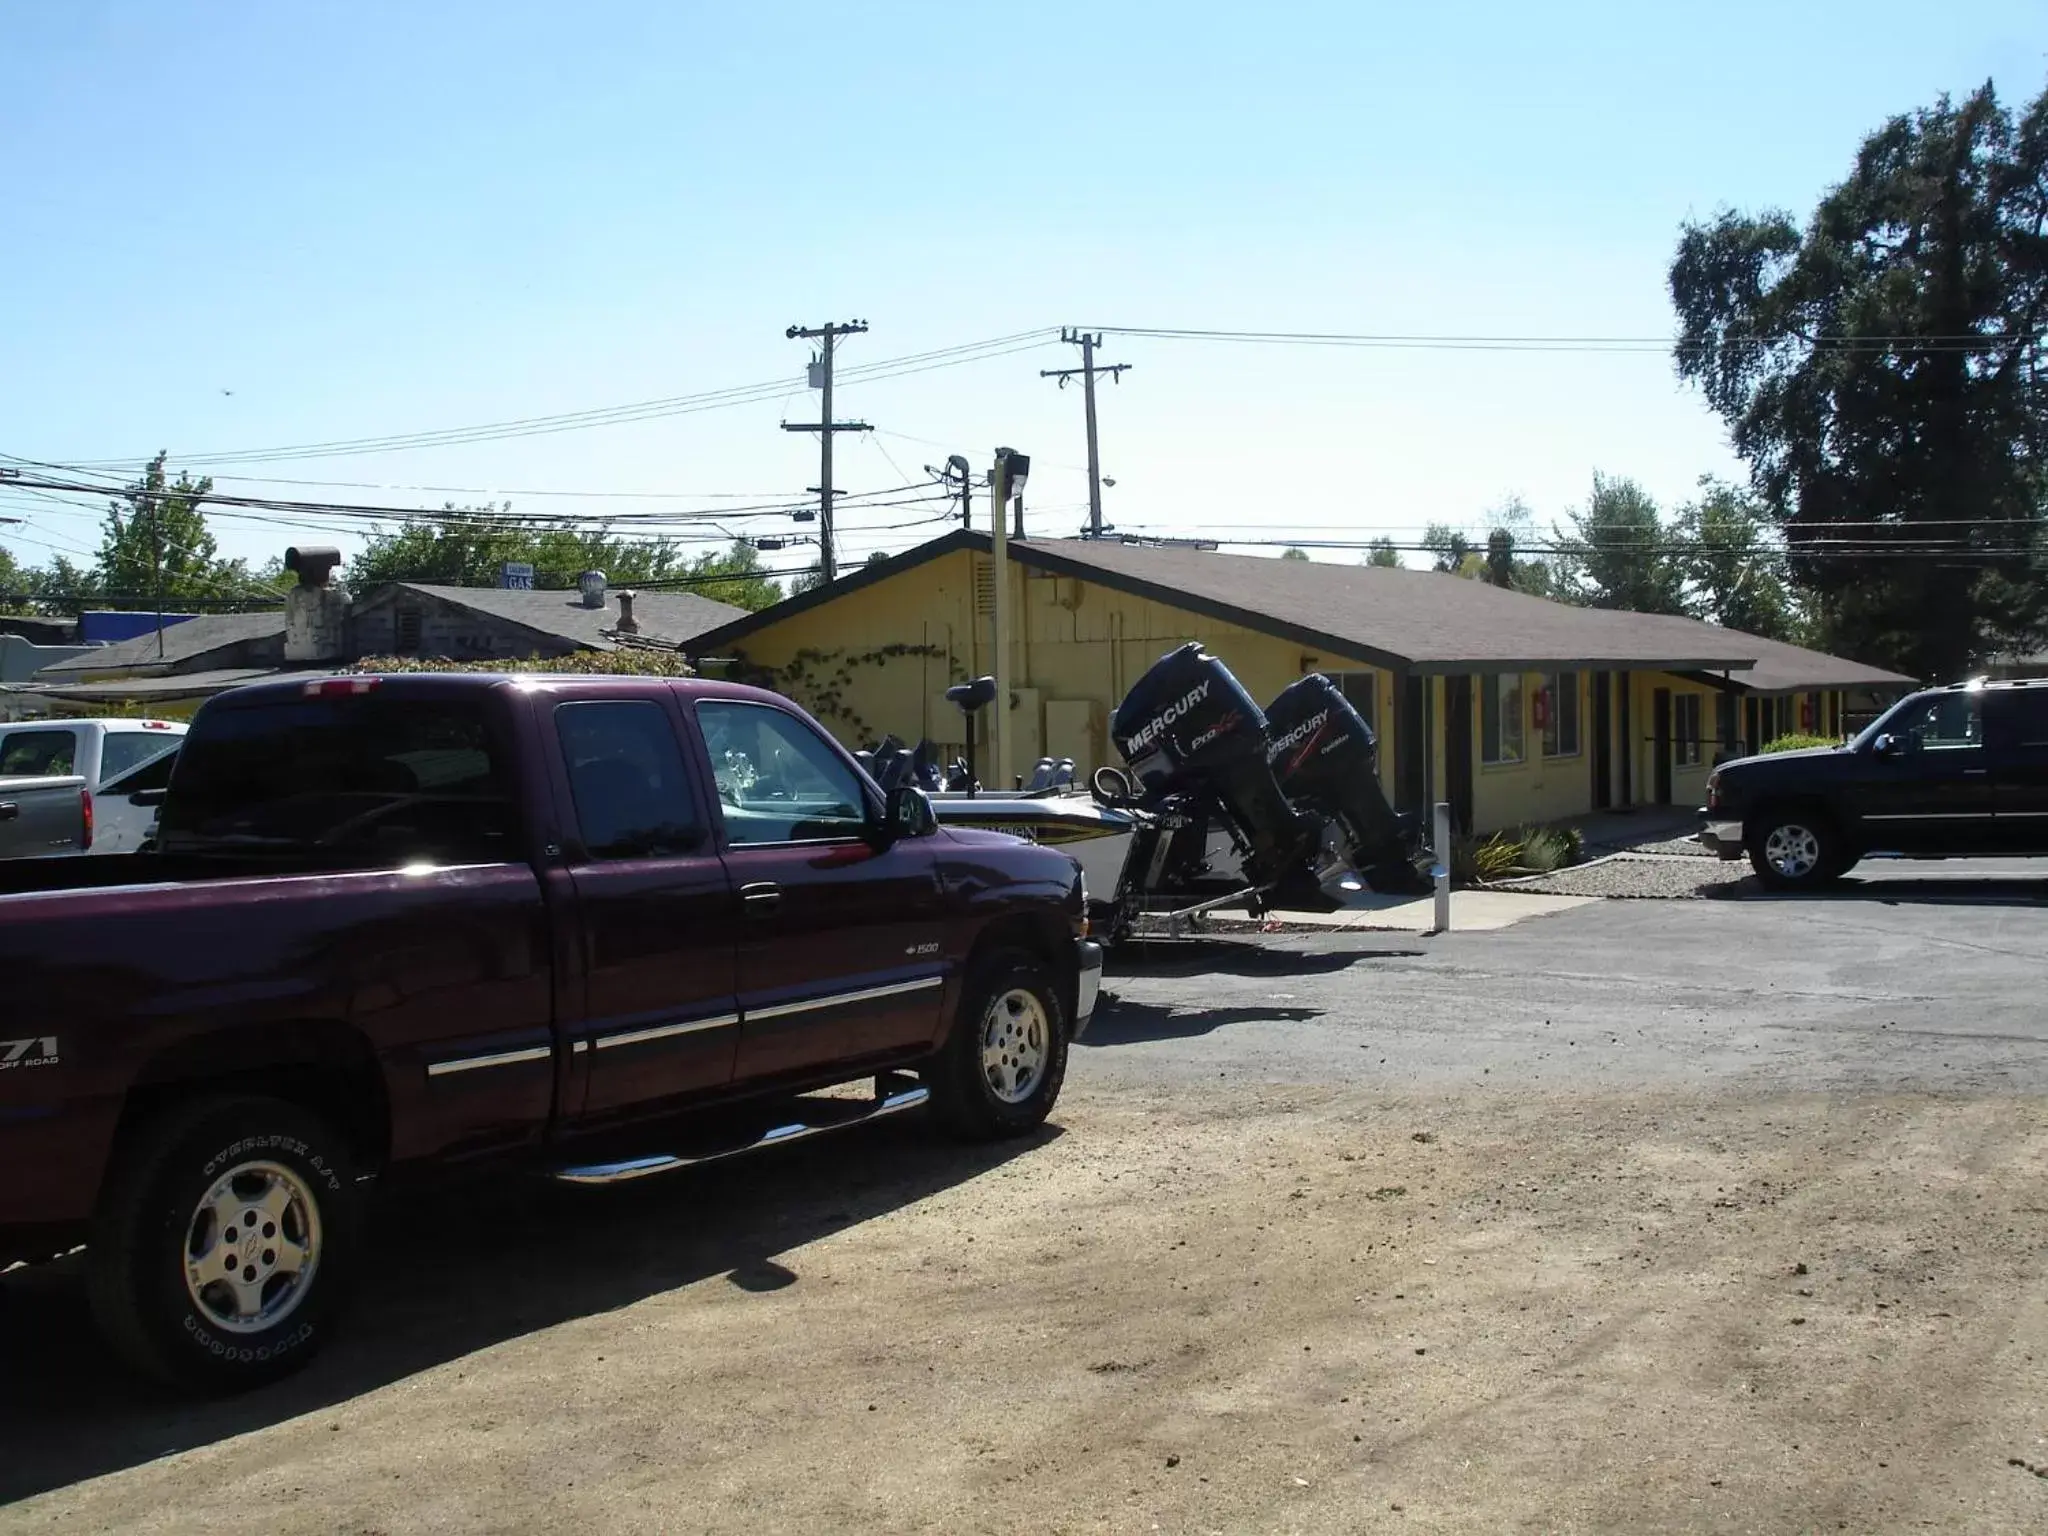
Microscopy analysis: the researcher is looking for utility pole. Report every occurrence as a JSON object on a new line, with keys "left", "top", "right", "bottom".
{"left": 781, "top": 319, "right": 871, "bottom": 583}
{"left": 1040, "top": 328, "right": 1130, "bottom": 537}
{"left": 988, "top": 449, "right": 1029, "bottom": 792}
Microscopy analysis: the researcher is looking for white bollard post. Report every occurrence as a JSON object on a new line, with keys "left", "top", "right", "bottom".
{"left": 1433, "top": 801, "right": 1453, "bottom": 933}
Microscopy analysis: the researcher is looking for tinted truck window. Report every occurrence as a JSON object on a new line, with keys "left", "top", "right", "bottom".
{"left": 555, "top": 700, "right": 705, "bottom": 858}
{"left": 157, "top": 695, "right": 515, "bottom": 867}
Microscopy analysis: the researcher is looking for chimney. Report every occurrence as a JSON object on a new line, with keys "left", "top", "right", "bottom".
{"left": 615, "top": 590, "right": 639, "bottom": 636}
{"left": 578, "top": 570, "right": 608, "bottom": 609}
{"left": 282, "top": 545, "right": 348, "bottom": 663}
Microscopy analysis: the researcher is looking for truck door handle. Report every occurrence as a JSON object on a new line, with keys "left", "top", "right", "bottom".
{"left": 740, "top": 882, "right": 782, "bottom": 913}
{"left": 0, "top": 803, "right": 17, "bottom": 821}
{"left": 1964, "top": 768, "right": 1988, "bottom": 776}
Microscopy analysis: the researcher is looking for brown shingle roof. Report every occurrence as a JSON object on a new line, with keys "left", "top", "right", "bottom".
{"left": 1012, "top": 538, "right": 1760, "bottom": 672}
{"left": 685, "top": 530, "right": 1914, "bottom": 692}
{"left": 1614, "top": 614, "right": 1915, "bottom": 693}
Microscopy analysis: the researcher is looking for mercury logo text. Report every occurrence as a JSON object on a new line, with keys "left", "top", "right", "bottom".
{"left": 1127, "top": 681, "right": 1211, "bottom": 753}
{"left": 1268, "top": 710, "right": 1330, "bottom": 762}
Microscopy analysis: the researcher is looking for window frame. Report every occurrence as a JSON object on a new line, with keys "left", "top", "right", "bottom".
{"left": 553, "top": 697, "right": 710, "bottom": 863}
{"left": 1480, "top": 672, "right": 1525, "bottom": 766}
{"left": 1911, "top": 691, "right": 1984, "bottom": 752}
{"left": 1988, "top": 689, "right": 2048, "bottom": 754}
{"left": 1675, "top": 693, "right": 1704, "bottom": 767}
{"left": 154, "top": 692, "right": 518, "bottom": 869}
{"left": 1539, "top": 671, "right": 1581, "bottom": 759}
{"left": 1328, "top": 670, "right": 1379, "bottom": 733}
{"left": 95, "top": 730, "right": 181, "bottom": 785}
{"left": 0, "top": 727, "right": 80, "bottom": 779}
{"left": 694, "top": 699, "right": 877, "bottom": 849}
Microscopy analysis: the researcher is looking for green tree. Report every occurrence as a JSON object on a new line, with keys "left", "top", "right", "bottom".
{"left": 682, "top": 541, "right": 782, "bottom": 610}
{"left": 1673, "top": 477, "right": 1797, "bottom": 639}
{"left": 0, "top": 545, "right": 24, "bottom": 611}
{"left": 1421, "top": 523, "right": 1477, "bottom": 576}
{"left": 348, "top": 514, "right": 783, "bottom": 612}
{"left": 96, "top": 452, "right": 256, "bottom": 608}
{"left": 1483, "top": 496, "right": 1561, "bottom": 598}
{"left": 1364, "top": 537, "right": 1403, "bottom": 568}
{"left": 1670, "top": 79, "right": 2048, "bottom": 680}
{"left": 25, "top": 556, "right": 103, "bottom": 616}
{"left": 1552, "top": 474, "right": 1685, "bottom": 613}
{"left": 1281, "top": 546, "right": 1311, "bottom": 561}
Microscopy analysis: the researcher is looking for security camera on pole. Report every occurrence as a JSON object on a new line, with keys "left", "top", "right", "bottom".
{"left": 988, "top": 447, "right": 1030, "bottom": 791}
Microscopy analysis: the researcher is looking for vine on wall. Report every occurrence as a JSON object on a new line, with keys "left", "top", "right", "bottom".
{"left": 726, "top": 643, "right": 961, "bottom": 743}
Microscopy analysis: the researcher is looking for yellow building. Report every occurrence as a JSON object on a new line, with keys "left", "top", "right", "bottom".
{"left": 687, "top": 532, "right": 1914, "bottom": 834}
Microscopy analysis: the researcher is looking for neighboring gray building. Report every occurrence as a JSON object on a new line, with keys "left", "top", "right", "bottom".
{"left": 12, "top": 553, "right": 746, "bottom": 706}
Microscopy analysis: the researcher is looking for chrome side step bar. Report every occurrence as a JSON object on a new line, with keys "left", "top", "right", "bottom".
{"left": 550, "top": 1081, "right": 931, "bottom": 1186}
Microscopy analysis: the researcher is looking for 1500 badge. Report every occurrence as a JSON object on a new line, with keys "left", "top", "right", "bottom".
{"left": 904, "top": 942, "right": 940, "bottom": 957}
{"left": 0, "top": 1037, "right": 59, "bottom": 1070}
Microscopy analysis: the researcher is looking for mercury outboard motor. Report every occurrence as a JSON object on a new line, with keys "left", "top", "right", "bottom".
{"left": 1264, "top": 674, "right": 1430, "bottom": 895}
{"left": 1111, "top": 643, "right": 1319, "bottom": 889}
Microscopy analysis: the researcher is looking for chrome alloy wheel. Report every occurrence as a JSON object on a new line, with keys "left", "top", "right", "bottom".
{"left": 1763, "top": 823, "right": 1822, "bottom": 881}
{"left": 182, "top": 1159, "right": 323, "bottom": 1334}
{"left": 981, "top": 988, "right": 1050, "bottom": 1104}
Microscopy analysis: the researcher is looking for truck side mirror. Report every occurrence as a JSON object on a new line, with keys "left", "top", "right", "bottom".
{"left": 1871, "top": 732, "right": 1904, "bottom": 759}
{"left": 882, "top": 784, "right": 937, "bottom": 841}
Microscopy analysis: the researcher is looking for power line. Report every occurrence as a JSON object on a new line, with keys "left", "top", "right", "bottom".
{"left": 45, "top": 330, "right": 1061, "bottom": 470}
{"left": 1086, "top": 325, "right": 2028, "bottom": 355}
{"left": 0, "top": 470, "right": 947, "bottom": 529}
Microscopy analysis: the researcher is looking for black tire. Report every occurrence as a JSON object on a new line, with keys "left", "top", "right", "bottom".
{"left": 1746, "top": 808, "right": 1850, "bottom": 891}
{"left": 926, "top": 949, "right": 1070, "bottom": 1141}
{"left": 87, "top": 1095, "right": 362, "bottom": 1391}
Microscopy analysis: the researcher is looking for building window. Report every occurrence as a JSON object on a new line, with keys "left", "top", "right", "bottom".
{"left": 1330, "top": 671, "right": 1378, "bottom": 731}
{"left": 396, "top": 608, "right": 422, "bottom": 654}
{"left": 1539, "top": 671, "right": 1580, "bottom": 757}
{"left": 1481, "top": 673, "right": 1523, "bottom": 764}
{"left": 1676, "top": 693, "right": 1703, "bottom": 766}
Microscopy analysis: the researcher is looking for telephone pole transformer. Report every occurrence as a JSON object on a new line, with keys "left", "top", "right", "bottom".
{"left": 782, "top": 319, "right": 871, "bottom": 582}
{"left": 1041, "top": 328, "right": 1130, "bottom": 538}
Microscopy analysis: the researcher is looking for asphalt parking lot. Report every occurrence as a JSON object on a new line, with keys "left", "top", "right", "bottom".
{"left": 4, "top": 868, "right": 2046, "bottom": 1534}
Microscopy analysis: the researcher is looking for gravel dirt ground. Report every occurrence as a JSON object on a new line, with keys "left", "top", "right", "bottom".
{"left": 5, "top": 877, "right": 2047, "bottom": 1534}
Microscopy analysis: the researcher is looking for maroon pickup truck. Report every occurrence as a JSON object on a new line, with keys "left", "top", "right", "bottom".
{"left": 0, "top": 672, "right": 1100, "bottom": 1390}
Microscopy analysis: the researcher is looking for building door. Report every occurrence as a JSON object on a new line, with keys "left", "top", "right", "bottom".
{"left": 1652, "top": 687, "right": 1673, "bottom": 804}
{"left": 1592, "top": 673, "right": 1614, "bottom": 808}
{"left": 1444, "top": 676, "right": 1475, "bottom": 832}
{"left": 1396, "top": 672, "right": 1427, "bottom": 814}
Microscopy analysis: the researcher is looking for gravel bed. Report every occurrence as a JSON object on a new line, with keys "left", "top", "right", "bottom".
{"left": 1496, "top": 851, "right": 1754, "bottom": 900}
{"left": 1600, "top": 833, "right": 1719, "bottom": 859}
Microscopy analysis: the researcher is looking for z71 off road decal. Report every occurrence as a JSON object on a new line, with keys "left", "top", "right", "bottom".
{"left": 0, "top": 1037, "right": 59, "bottom": 1070}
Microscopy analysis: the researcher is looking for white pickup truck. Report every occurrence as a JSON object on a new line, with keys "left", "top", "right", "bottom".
{"left": 0, "top": 718, "right": 187, "bottom": 856}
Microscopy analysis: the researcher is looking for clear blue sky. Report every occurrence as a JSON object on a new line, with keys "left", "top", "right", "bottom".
{"left": 3, "top": 1, "right": 2043, "bottom": 586}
